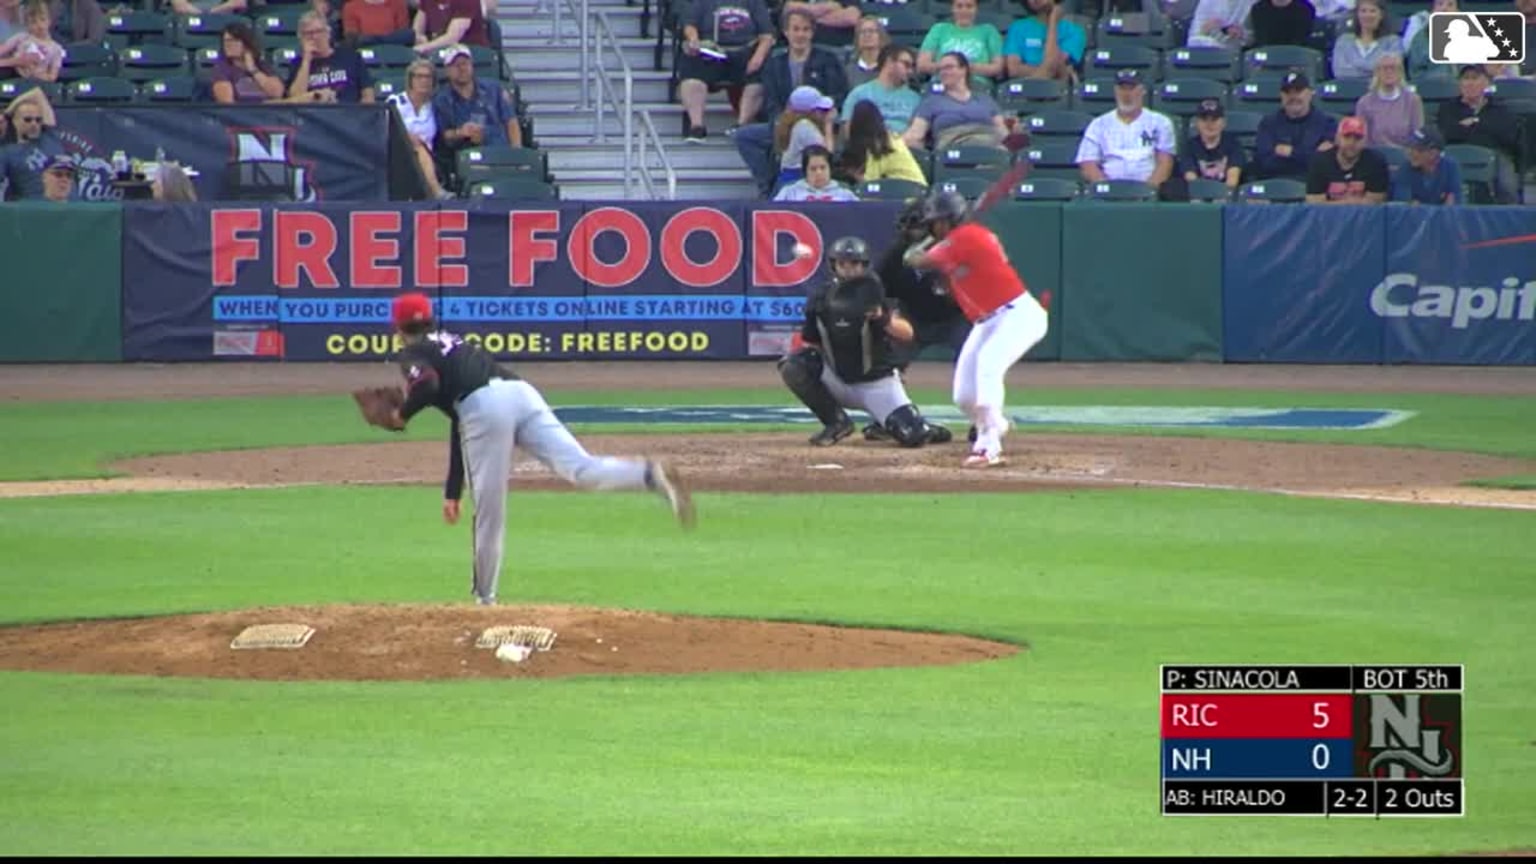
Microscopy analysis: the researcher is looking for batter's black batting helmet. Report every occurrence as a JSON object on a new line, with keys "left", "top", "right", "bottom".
{"left": 922, "top": 189, "right": 970, "bottom": 225}
{"left": 827, "top": 235, "right": 870, "bottom": 264}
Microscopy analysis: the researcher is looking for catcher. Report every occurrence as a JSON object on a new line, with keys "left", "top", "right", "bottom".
{"left": 352, "top": 293, "right": 695, "bottom": 606}
{"left": 778, "top": 236, "right": 954, "bottom": 448}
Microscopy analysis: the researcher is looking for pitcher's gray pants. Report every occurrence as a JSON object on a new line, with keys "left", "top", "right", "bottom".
{"left": 457, "top": 378, "right": 650, "bottom": 603}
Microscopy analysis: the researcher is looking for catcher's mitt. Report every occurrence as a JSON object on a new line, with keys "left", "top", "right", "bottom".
{"left": 352, "top": 386, "right": 405, "bottom": 431}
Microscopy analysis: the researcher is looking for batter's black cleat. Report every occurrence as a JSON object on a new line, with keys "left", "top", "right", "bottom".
{"left": 967, "top": 425, "right": 979, "bottom": 445}
{"left": 862, "top": 421, "right": 892, "bottom": 442}
{"left": 810, "top": 418, "right": 855, "bottom": 447}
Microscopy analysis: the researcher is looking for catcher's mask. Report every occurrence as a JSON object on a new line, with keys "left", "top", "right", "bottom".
{"left": 391, "top": 292, "right": 435, "bottom": 332}
{"left": 827, "top": 235, "right": 869, "bottom": 282}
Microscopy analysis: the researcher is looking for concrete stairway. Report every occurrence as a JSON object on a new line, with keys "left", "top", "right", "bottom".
{"left": 496, "top": 0, "right": 758, "bottom": 200}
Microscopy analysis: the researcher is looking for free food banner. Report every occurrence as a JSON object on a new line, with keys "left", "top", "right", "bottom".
{"left": 120, "top": 201, "right": 903, "bottom": 361}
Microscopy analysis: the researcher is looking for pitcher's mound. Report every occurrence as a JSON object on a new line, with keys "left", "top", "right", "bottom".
{"left": 0, "top": 604, "right": 1020, "bottom": 682}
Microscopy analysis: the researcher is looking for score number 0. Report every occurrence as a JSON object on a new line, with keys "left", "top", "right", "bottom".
{"left": 1311, "top": 702, "right": 1331, "bottom": 771}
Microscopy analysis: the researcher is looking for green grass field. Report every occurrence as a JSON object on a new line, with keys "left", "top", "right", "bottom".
{"left": 2, "top": 381, "right": 1533, "bottom": 855}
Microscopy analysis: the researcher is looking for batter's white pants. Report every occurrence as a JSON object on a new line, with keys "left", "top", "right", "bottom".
{"left": 952, "top": 293, "right": 1049, "bottom": 458}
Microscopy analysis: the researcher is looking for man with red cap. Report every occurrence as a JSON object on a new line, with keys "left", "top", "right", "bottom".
{"left": 1304, "top": 115, "right": 1390, "bottom": 204}
{"left": 381, "top": 292, "right": 695, "bottom": 606}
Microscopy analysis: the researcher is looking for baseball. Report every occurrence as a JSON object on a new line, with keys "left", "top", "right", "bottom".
{"left": 495, "top": 643, "right": 532, "bottom": 663}
{"left": 792, "top": 242, "right": 814, "bottom": 261}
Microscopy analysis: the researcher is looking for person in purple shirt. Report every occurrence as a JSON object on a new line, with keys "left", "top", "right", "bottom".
{"left": 211, "top": 22, "right": 285, "bottom": 104}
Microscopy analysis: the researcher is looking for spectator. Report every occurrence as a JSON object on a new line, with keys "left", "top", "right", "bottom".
{"left": 1250, "top": 0, "right": 1315, "bottom": 48}
{"left": 1003, "top": 0, "right": 1086, "bottom": 82}
{"left": 0, "top": 0, "right": 20, "bottom": 45}
{"left": 841, "top": 99, "right": 927, "bottom": 185}
{"left": 1075, "top": 68, "right": 1177, "bottom": 186}
{"left": 1353, "top": 52, "right": 1419, "bottom": 150}
{"left": 772, "top": 84, "right": 837, "bottom": 192}
{"left": 433, "top": 42, "right": 521, "bottom": 180}
{"left": 1187, "top": 0, "right": 1255, "bottom": 50}
{"left": 39, "top": 151, "right": 72, "bottom": 201}
{"left": 917, "top": 0, "right": 1005, "bottom": 82}
{"left": 1391, "top": 126, "right": 1460, "bottom": 205}
{"left": 1177, "top": 97, "right": 1246, "bottom": 188}
{"left": 212, "top": 22, "right": 285, "bottom": 104}
{"left": 0, "top": 87, "right": 63, "bottom": 200}
{"left": 344, "top": 0, "right": 413, "bottom": 46}
{"left": 1305, "top": 114, "right": 1389, "bottom": 202}
{"left": 1312, "top": 0, "right": 1353, "bottom": 26}
{"left": 46, "top": 0, "right": 105, "bottom": 45}
{"left": 310, "top": 0, "right": 343, "bottom": 43}
{"left": 902, "top": 52, "right": 1010, "bottom": 150}
{"left": 675, "top": 0, "right": 775, "bottom": 143}
{"left": 1405, "top": 0, "right": 1456, "bottom": 82}
{"left": 389, "top": 58, "right": 453, "bottom": 198}
{"left": 841, "top": 43, "right": 921, "bottom": 139}
{"left": 780, "top": 0, "right": 861, "bottom": 47}
{"left": 1330, "top": 0, "right": 1400, "bottom": 80}
{"left": 168, "top": 0, "right": 252, "bottom": 17}
{"left": 731, "top": 8, "right": 846, "bottom": 193}
{"left": 774, "top": 143, "right": 860, "bottom": 200}
{"left": 151, "top": 162, "right": 199, "bottom": 201}
{"left": 286, "top": 10, "right": 375, "bottom": 103}
{"left": 413, "top": 0, "right": 490, "bottom": 54}
{"left": 846, "top": 14, "right": 889, "bottom": 88}
{"left": 1436, "top": 64, "right": 1521, "bottom": 203}
{"left": 0, "top": 2, "right": 63, "bottom": 84}
{"left": 1251, "top": 69, "right": 1337, "bottom": 179}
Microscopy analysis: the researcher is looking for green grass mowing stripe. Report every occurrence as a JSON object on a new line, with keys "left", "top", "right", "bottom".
{"left": 1467, "top": 475, "right": 1536, "bottom": 490}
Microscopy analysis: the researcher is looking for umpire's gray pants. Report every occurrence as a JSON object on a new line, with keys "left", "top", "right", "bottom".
{"left": 821, "top": 364, "right": 914, "bottom": 425}
{"left": 457, "top": 378, "right": 649, "bottom": 603}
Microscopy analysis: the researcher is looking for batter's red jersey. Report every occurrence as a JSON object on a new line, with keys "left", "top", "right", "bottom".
{"left": 924, "top": 223, "right": 1027, "bottom": 323}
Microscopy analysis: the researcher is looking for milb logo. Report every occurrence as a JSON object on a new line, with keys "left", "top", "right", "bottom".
{"left": 1353, "top": 694, "right": 1461, "bottom": 779}
{"left": 1429, "top": 12, "right": 1525, "bottom": 66}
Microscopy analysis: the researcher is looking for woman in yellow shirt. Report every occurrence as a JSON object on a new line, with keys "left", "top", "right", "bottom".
{"left": 842, "top": 101, "right": 929, "bottom": 186}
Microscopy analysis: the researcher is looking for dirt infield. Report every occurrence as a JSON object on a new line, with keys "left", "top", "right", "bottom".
{"left": 3, "top": 361, "right": 1533, "bottom": 682}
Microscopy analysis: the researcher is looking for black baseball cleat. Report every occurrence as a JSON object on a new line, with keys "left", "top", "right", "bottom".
{"left": 862, "top": 421, "right": 892, "bottom": 442}
{"left": 927, "top": 424, "right": 954, "bottom": 444}
{"left": 809, "top": 418, "right": 855, "bottom": 447}
{"left": 967, "top": 425, "right": 979, "bottom": 445}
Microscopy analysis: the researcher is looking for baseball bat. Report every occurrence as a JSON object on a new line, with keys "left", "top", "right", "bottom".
{"left": 968, "top": 157, "right": 1031, "bottom": 222}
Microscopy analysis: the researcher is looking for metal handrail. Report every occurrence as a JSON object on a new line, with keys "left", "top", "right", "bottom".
{"left": 590, "top": 8, "right": 634, "bottom": 198}
{"left": 635, "top": 109, "right": 677, "bottom": 200}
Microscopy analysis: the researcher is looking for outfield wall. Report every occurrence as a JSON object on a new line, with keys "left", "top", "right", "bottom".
{"left": 1, "top": 201, "right": 1532, "bottom": 365}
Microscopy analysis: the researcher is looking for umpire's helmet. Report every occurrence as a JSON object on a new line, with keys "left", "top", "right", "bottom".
{"left": 895, "top": 196, "right": 927, "bottom": 233}
{"left": 922, "top": 189, "right": 970, "bottom": 225}
{"left": 827, "top": 235, "right": 870, "bottom": 265}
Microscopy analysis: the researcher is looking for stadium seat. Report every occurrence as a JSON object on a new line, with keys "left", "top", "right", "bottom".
{"left": 1238, "top": 178, "right": 1306, "bottom": 203}
{"left": 1152, "top": 78, "right": 1229, "bottom": 118}
{"left": 933, "top": 174, "right": 996, "bottom": 199}
{"left": 1444, "top": 144, "right": 1499, "bottom": 204}
{"left": 869, "top": 6, "right": 934, "bottom": 44}
{"left": 104, "top": 10, "right": 173, "bottom": 49}
{"left": 1378, "top": 144, "right": 1408, "bottom": 178}
{"left": 1024, "top": 108, "right": 1093, "bottom": 139}
{"left": 58, "top": 43, "right": 117, "bottom": 82}
{"left": 935, "top": 144, "right": 1013, "bottom": 171}
{"left": 1165, "top": 46, "right": 1239, "bottom": 83}
{"left": 1095, "top": 12, "right": 1176, "bottom": 49}
{"left": 465, "top": 176, "right": 560, "bottom": 200}
{"left": 1086, "top": 43, "right": 1161, "bottom": 81}
{"left": 1224, "top": 109, "right": 1264, "bottom": 156}
{"left": 191, "top": 45, "right": 221, "bottom": 72}
{"left": 1232, "top": 78, "right": 1283, "bottom": 110}
{"left": 257, "top": 6, "right": 307, "bottom": 38}
{"left": 1012, "top": 176, "right": 1080, "bottom": 201}
{"left": 65, "top": 76, "right": 138, "bottom": 104}
{"left": 1488, "top": 79, "right": 1536, "bottom": 104}
{"left": 468, "top": 45, "right": 502, "bottom": 79}
{"left": 457, "top": 146, "right": 551, "bottom": 188}
{"left": 1186, "top": 178, "right": 1233, "bottom": 202}
{"left": 174, "top": 13, "right": 247, "bottom": 49}
{"left": 1085, "top": 179, "right": 1158, "bottom": 201}
{"left": 140, "top": 75, "right": 200, "bottom": 102}
{"left": 357, "top": 43, "right": 418, "bottom": 72}
{"left": 1242, "top": 46, "right": 1323, "bottom": 83}
{"left": 997, "top": 77, "right": 1070, "bottom": 114}
{"left": 1023, "top": 138, "right": 1083, "bottom": 170}
{"left": 0, "top": 79, "right": 60, "bottom": 103}
{"left": 1409, "top": 77, "right": 1461, "bottom": 110}
{"left": 118, "top": 43, "right": 191, "bottom": 82}
{"left": 856, "top": 178, "right": 929, "bottom": 200}
{"left": 268, "top": 46, "right": 303, "bottom": 76}
{"left": 1317, "top": 78, "right": 1370, "bottom": 112}
{"left": 1073, "top": 78, "right": 1119, "bottom": 111}
{"left": 372, "top": 76, "right": 406, "bottom": 99}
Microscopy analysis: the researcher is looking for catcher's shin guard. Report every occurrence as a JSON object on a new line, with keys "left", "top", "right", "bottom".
{"left": 779, "top": 348, "right": 849, "bottom": 429}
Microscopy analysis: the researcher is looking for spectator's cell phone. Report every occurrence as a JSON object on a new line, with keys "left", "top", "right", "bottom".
{"left": 697, "top": 42, "right": 729, "bottom": 61}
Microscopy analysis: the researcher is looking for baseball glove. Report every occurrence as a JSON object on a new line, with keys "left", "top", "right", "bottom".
{"left": 352, "top": 386, "right": 405, "bottom": 431}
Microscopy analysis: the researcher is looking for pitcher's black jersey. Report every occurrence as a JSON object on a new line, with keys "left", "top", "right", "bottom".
{"left": 397, "top": 331, "right": 519, "bottom": 421}
{"left": 801, "top": 274, "right": 900, "bottom": 383}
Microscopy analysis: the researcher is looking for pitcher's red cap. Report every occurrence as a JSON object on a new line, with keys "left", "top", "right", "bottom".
{"left": 391, "top": 292, "right": 434, "bottom": 328}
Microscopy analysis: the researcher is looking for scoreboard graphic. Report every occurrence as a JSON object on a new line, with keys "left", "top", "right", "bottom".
{"left": 1160, "top": 665, "right": 1464, "bottom": 817}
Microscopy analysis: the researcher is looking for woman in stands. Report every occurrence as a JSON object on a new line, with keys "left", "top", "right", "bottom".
{"left": 211, "top": 21, "right": 285, "bottom": 103}
{"left": 774, "top": 144, "right": 860, "bottom": 201}
{"left": 0, "top": 2, "right": 64, "bottom": 84}
{"left": 902, "top": 52, "right": 1010, "bottom": 151}
{"left": 846, "top": 15, "right": 890, "bottom": 88}
{"left": 772, "top": 85, "right": 838, "bottom": 195}
{"left": 1330, "top": 0, "right": 1402, "bottom": 80}
{"left": 1353, "top": 51, "right": 1422, "bottom": 150}
{"left": 841, "top": 100, "right": 928, "bottom": 186}
{"left": 388, "top": 58, "right": 454, "bottom": 199}
{"left": 916, "top": 0, "right": 1004, "bottom": 83}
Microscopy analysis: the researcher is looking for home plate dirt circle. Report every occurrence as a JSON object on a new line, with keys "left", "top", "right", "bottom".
{"left": 0, "top": 605, "right": 1021, "bottom": 682}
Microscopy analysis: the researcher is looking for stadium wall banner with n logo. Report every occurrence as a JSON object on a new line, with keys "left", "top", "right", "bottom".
{"left": 51, "top": 105, "right": 392, "bottom": 204}
{"left": 118, "top": 201, "right": 904, "bottom": 362}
